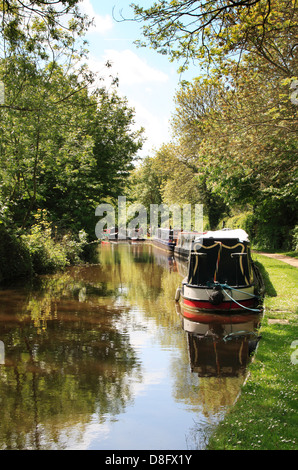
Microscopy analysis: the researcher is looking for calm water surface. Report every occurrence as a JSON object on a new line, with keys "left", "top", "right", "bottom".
{"left": 0, "top": 243, "right": 261, "bottom": 450}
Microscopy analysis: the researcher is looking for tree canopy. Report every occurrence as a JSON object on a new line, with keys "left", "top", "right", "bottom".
{"left": 132, "top": 0, "right": 298, "bottom": 77}
{"left": 0, "top": 1, "right": 144, "bottom": 240}
{"left": 130, "top": 0, "right": 297, "bottom": 249}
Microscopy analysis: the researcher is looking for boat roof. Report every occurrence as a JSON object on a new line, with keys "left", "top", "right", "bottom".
{"left": 194, "top": 228, "right": 250, "bottom": 243}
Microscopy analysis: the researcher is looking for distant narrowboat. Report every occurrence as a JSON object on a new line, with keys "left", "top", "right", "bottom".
{"left": 152, "top": 228, "right": 179, "bottom": 252}
{"left": 174, "top": 231, "right": 203, "bottom": 260}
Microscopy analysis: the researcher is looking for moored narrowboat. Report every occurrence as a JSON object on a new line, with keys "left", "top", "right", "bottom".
{"left": 152, "top": 227, "right": 179, "bottom": 252}
{"left": 174, "top": 231, "right": 203, "bottom": 260}
{"left": 175, "top": 229, "right": 264, "bottom": 315}
{"left": 103, "top": 227, "right": 118, "bottom": 240}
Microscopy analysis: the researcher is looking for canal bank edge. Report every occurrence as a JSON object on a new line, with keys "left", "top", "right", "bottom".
{"left": 207, "top": 254, "right": 298, "bottom": 450}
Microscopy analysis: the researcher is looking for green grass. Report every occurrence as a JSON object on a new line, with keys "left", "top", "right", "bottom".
{"left": 254, "top": 254, "right": 298, "bottom": 319}
{"left": 254, "top": 250, "right": 298, "bottom": 259}
{"left": 207, "top": 254, "right": 298, "bottom": 450}
{"left": 283, "top": 251, "right": 298, "bottom": 259}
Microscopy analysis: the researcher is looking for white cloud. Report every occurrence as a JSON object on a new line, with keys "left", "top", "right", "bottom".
{"left": 102, "top": 49, "right": 169, "bottom": 85}
{"left": 128, "top": 99, "right": 171, "bottom": 155}
{"left": 79, "top": 0, "right": 114, "bottom": 34}
{"left": 85, "top": 50, "right": 171, "bottom": 157}
{"left": 86, "top": 49, "right": 169, "bottom": 90}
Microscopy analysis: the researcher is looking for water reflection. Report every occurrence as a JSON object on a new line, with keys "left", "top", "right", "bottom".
{"left": 0, "top": 243, "right": 262, "bottom": 450}
{"left": 0, "top": 276, "right": 140, "bottom": 449}
{"left": 178, "top": 308, "right": 262, "bottom": 377}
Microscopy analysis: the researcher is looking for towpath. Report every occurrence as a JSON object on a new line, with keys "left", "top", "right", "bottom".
{"left": 254, "top": 252, "right": 298, "bottom": 268}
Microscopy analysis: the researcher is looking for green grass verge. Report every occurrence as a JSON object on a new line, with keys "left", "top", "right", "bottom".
{"left": 207, "top": 254, "right": 298, "bottom": 450}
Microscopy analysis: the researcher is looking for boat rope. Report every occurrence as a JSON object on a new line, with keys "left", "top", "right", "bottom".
{"left": 208, "top": 282, "right": 258, "bottom": 298}
{"left": 223, "top": 331, "right": 259, "bottom": 342}
{"left": 205, "top": 281, "right": 263, "bottom": 313}
{"left": 221, "top": 286, "right": 263, "bottom": 313}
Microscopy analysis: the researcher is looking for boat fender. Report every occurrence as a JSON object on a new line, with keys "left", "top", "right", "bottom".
{"left": 175, "top": 287, "right": 181, "bottom": 301}
{"left": 209, "top": 286, "right": 224, "bottom": 305}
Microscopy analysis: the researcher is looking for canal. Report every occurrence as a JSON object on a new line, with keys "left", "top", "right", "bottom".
{"left": 0, "top": 243, "right": 261, "bottom": 450}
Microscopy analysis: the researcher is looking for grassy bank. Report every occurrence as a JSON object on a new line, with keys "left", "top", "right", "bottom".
{"left": 207, "top": 254, "right": 298, "bottom": 450}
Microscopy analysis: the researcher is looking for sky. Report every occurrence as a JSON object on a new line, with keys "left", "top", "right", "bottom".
{"left": 78, "top": 0, "right": 199, "bottom": 158}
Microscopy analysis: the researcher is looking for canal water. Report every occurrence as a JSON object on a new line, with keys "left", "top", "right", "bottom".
{"left": 0, "top": 243, "right": 261, "bottom": 450}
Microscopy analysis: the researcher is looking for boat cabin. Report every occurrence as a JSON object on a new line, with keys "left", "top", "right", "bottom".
{"left": 187, "top": 229, "right": 253, "bottom": 288}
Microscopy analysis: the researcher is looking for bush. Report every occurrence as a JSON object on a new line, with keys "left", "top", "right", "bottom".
{"left": 22, "top": 229, "right": 67, "bottom": 274}
{"left": 244, "top": 212, "right": 295, "bottom": 251}
{"left": 0, "top": 210, "right": 90, "bottom": 282}
{"left": 0, "top": 224, "right": 32, "bottom": 283}
{"left": 60, "top": 230, "right": 89, "bottom": 265}
{"left": 220, "top": 211, "right": 253, "bottom": 231}
{"left": 291, "top": 225, "right": 298, "bottom": 251}
{"left": 21, "top": 210, "right": 89, "bottom": 275}
{"left": 221, "top": 208, "right": 297, "bottom": 251}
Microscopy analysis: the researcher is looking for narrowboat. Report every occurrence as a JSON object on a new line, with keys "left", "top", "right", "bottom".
{"left": 152, "top": 227, "right": 179, "bottom": 252}
{"left": 103, "top": 227, "right": 118, "bottom": 240}
{"left": 127, "top": 227, "right": 145, "bottom": 242}
{"left": 174, "top": 231, "right": 202, "bottom": 260}
{"left": 175, "top": 229, "right": 264, "bottom": 315}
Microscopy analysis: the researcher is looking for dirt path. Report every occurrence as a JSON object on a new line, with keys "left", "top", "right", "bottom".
{"left": 255, "top": 252, "right": 298, "bottom": 268}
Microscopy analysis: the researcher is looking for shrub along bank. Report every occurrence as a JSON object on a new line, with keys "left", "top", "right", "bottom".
{"left": 221, "top": 211, "right": 298, "bottom": 252}
{"left": 0, "top": 225, "right": 32, "bottom": 283}
{"left": 207, "top": 254, "right": 298, "bottom": 450}
{"left": 0, "top": 213, "right": 91, "bottom": 284}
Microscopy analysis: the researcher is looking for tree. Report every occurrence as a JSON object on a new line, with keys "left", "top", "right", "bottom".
{"left": 0, "top": 55, "right": 94, "bottom": 226}
{"left": 132, "top": 0, "right": 298, "bottom": 77}
{"left": 127, "top": 156, "right": 163, "bottom": 209}
{"left": 0, "top": 0, "right": 87, "bottom": 51}
{"left": 42, "top": 89, "right": 144, "bottom": 234}
{"left": 0, "top": 1, "right": 144, "bottom": 238}
{"left": 131, "top": 0, "right": 297, "bottom": 247}
{"left": 171, "top": 57, "right": 297, "bottom": 246}
{"left": 0, "top": 54, "right": 144, "bottom": 234}
{"left": 152, "top": 143, "right": 201, "bottom": 207}
{"left": 90, "top": 91, "right": 144, "bottom": 204}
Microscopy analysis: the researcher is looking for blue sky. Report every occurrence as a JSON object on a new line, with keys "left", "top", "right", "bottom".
{"left": 79, "top": 0, "right": 199, "bottom": 157}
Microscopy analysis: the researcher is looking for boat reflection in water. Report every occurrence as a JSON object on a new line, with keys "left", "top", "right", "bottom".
{"left": 177, "top": 301, "right": 262, "bottom": 378}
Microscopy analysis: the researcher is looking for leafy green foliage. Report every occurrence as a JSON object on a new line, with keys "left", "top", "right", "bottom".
{"left": 132, "top": 0, "right": 297, "bottom": 77}
{"left": 21, "top": 209, "right": 89, "bottom": 274}
{"left": 0, "top": 1, "right": 144, "bottom": 279}
{"left": 0, "top": 224, "right": 32, "bottom": 282}
{"left": 130, "top": 0, "right": 298, "bottom": 249}
{"left": 0, "top": 0, "right": 88, "bottom": 54}
{"left": 0, "top": 12, "right": 143, "bottom": 236}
